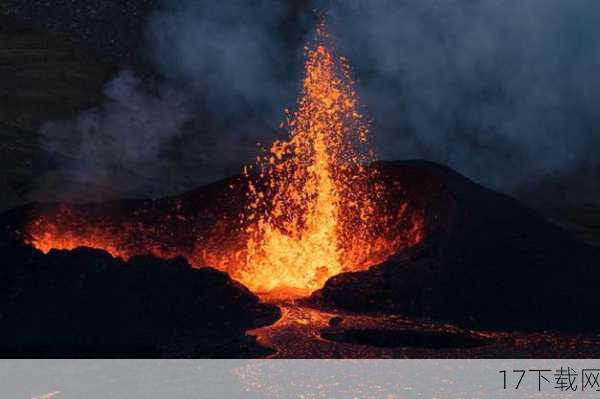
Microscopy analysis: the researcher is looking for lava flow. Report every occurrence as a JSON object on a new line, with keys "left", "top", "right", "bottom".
{"left": 24, "top": 19, "right": 424, "bottom": 298}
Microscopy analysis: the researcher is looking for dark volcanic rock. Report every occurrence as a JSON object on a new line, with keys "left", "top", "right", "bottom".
{"left": 1, "top": 159, "right": 599, "bottom": 354}
{"left": 0, "top": 242, "right": 280, "bottom": 358}
{"left": 314, "top": 161, "right": 600, "bottom": 332}
{"left": 321, "top": 327, "right": 488, "bottom": 349}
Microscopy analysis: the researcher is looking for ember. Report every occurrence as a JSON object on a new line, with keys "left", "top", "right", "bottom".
{"left": 25, "top": 19, "right": 424, "bottom": 298}
{"left": 232, "top": 19, "right": 421, "bottom": 295}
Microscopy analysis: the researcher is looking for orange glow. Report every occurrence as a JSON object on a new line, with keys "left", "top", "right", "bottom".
{"left": 24, "top": 19, "right": 424, "bottom": 298}
{"left": 225, "top": 19, "right": 421, "bottom": 295}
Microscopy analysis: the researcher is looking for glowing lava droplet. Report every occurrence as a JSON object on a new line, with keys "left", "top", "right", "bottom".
{"left": 235, "top": 19, "right": 391, "bottom": 296}
{"left": 23, "top": 18, "right": 424, "bottom": 299}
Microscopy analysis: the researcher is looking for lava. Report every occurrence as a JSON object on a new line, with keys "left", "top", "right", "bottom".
{"left": 24, "top": 18, "right": 424, "bottom": 298}
{"left": 234, "top": 19, "right": 417, "bottom": 294}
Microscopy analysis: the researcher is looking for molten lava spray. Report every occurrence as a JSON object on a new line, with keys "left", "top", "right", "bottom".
{"left": 24, "top": 18, "right": 424, "bottom": 298}
{"left": 233, "top": 20, "right": 393, "bottom": 295}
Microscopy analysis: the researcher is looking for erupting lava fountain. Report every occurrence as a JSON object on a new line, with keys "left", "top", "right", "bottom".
{"left": 230, "top": 19, "right": 422, "bottom": 296}
{"left": 26, "top": 18, "right": 424, "bottom": 299}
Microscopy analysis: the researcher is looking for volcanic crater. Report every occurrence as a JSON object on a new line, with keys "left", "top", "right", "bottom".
{"left": 1, "top": 160, "right": 600, "bottom": 357}
{"left": 1, "top": 14, "right": 600, "bottom": 358}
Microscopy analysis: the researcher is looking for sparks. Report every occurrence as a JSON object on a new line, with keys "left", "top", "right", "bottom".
{"left": 24, "top": 18, "right": 424, "bottom": 299}
{"left": 232, "top": 19, "right": 411, "bottom": 295}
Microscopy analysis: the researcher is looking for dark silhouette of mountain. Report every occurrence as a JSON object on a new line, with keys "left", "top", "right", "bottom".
{"left": 312, "top": 161, "right": 600, "bottom": 331}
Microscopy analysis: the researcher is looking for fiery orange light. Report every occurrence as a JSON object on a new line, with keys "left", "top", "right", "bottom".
{"left": 24, "top": 19, "right": 424, "bottom": 298}
{"left": 226, "top": 19, "right": 420, "bottom": 296}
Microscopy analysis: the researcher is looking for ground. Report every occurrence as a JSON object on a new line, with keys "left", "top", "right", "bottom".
{"left": 1, "top": 8, "right": 599, "bottom": 359}
{"left": 249, "top": 302, "right": 600, "bottom": 358}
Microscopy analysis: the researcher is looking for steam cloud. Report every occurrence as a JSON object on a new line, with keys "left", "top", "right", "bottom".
{"left": 41, "top": 0, "right": 600, "bottom": 202}
{"left": 327, "top": 0, "right": 600, "bottom": 197}
{"left": 40, "top": 70, "right": 191, "bottom": 199}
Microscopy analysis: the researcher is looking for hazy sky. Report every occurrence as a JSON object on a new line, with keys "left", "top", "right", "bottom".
{"left": 40, "top": 0, "right": 600, "bottom": 201}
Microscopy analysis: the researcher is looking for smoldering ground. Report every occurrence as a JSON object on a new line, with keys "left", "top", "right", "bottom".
{"left": 39, "top": 0, "right": 600, "bottom": 204}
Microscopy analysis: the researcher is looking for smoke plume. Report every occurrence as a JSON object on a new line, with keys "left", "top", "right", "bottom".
{"left": 41, "top": 0, "right": 600, "bottom": 202}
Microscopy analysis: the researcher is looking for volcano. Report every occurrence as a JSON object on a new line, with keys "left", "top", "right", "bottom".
{"left": 1, "top": 16, "right": 599, "bottom": 358}
{"left": 13, "top": 19, "right": 426, "bottom": 301}
{"left": 312, "top": 160, "right": 600, "bottom": 332}
{"left": 1, "top": 160, "right": 599, "bottom": 357}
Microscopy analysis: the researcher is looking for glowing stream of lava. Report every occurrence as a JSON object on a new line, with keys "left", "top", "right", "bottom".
{"left": 24, "top": 19, "right": 424, "bottom": 298}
